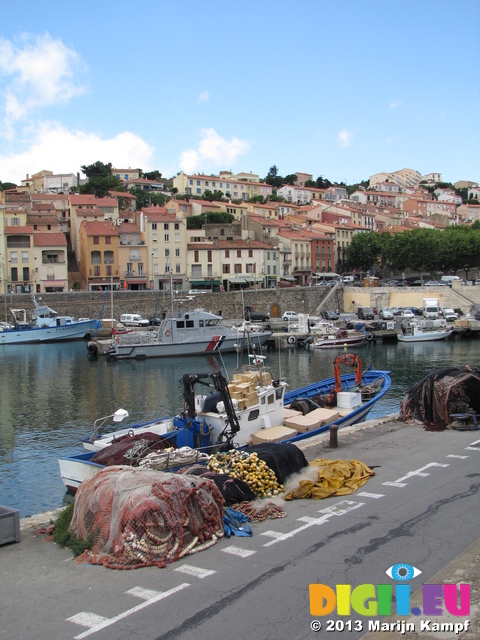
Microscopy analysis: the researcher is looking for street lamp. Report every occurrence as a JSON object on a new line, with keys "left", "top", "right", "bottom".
{"left": 150, "top": 252, "right": 155, "bottom": 290}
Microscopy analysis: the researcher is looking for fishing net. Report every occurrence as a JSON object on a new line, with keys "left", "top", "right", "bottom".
{"left": 243, "top": 443, "right": 309, "bottom": 484}
{"left": 90, "top": 432, "right": 177, "bottom": 467}
{"left": 70, "top": 466, "right": 224, "bottom": 570}
{"left": 399, "top": 366, "right": 480, "bottom": 430}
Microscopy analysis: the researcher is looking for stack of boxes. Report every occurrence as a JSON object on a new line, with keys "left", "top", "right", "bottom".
{"left": 227, "top": 370, "right": 272, "bottom": 409}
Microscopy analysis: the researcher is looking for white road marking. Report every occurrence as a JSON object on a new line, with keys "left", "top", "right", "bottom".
{"left": 221, "top": 545, "right": 256, "bottom": 557}
{"left": 174, "top": 564, "right": 216, "bottom": 578}
{"left": 68, "top": 583, "right": 190, "bottom": 639}
{"left": 447, "top": 454, "right": 469, "bottom": 459}
{"left": 127, "top": 586, "right": 162, "bottom": 600}
{"left": 382, "top": 462, "right": 449, "bottom": 487}
{"left": 261, "top": 500, "right": 364, "bottom": 546}
{"left": 357, "top": 491, "right": 385, "bottom": 499}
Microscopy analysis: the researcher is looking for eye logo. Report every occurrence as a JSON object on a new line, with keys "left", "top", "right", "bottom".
{"left": 386, "top": 563, "right": 422, "bottom": 582}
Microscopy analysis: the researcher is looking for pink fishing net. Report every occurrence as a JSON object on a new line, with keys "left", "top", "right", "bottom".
{"left": 70, "top": 466, "right": 225, "bottom": 569}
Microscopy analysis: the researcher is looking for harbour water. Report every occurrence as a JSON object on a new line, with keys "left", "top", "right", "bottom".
{"left": 1, "top": 337, "right": 478, "bottom": 517}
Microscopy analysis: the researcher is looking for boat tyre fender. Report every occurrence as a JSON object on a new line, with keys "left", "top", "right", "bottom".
{"left": 165, "top": 329, "right": 172, "bottom": 337}
{"left": 87, "top": 342, "right": 98, "bottom": 355}
{"left": 366, "top": 332, "right": 373, "bottom": 342}
{"left": 287, "top": 335, "right": 296, "bottom": 345}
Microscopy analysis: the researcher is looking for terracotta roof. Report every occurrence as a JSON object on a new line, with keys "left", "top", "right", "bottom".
{"left": 33, "top": 233, "right": 67, "bottom": 246}
{"left": 188, "top": 239, "right": 270, "bottom": 250}
{"left": 69, "top": 194, "right": 96, "bottom": 205}
{"left": 81, "top": 221, "right": 117, "bottom": 236}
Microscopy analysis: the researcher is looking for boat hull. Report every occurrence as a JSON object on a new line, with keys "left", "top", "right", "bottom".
{"left": 397, "top": 330, "right": 453, "bottom": 342}
{"left": 312, "top": 336, "right": 366, "bottom": 348}
{"left": 0, "top": 320, "right": 100, "bottom": 345}
{"left": 107, "top": 332, "right": 272, "bottom": 359}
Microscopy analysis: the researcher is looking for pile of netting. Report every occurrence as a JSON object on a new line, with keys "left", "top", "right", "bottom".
{"left": 70, "top": 466, "right": 224, "bottom": 570}
{"left": 90, "top": 432, "right": 177, "bottom": 467}
{"left": 399, "top": 366, "right": 480, "bottom": 430}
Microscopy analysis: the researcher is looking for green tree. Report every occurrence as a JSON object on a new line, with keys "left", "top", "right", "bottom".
{"left": 79, "top": 161, "right": 123, "bottom": 198}
{"left": 141, "top": 170, "right": 162, "bottom": 180}
{"left": 186, "top": 212, "right": 234, "bottom": 228}
{"left": 264, "top": 165, "right": 284, "bottom": 188}
{"left": 347, "top": 231, "right": 388, "bottom": 272}
{"left": 283, "top": 174, "right": 298, "bottom": 185}
{"left": 130, "top": 188, "right": 168, "bottom": 209}
{"left": 0, "top": 181, "right": 17, "bottom": 191}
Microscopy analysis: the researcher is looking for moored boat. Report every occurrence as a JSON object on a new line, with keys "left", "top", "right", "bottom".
{"left": 0, "top": 297, "right": 101, "bottom": 345}
{"left": 397, "top": 323, "right": 453, "bottom": 343}
{"left": 59, "top": 354, "right": 391, "bottom": 491}
{"left": 104, "top": 308, "right": 272, "bottom": 359}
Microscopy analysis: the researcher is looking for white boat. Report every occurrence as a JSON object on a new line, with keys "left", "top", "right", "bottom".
{"left": 397, "top": 323, "right": 453, "bottom": 342}
{"left": 104, "top": 308, "right": 272, "bottom": 359}
{"left": 59, "top": 354, "right": 392, "bottom": 491}
{"left": 0, "top": 297, "right": 101, "bottom": 345}
{"left": 311, "top": 325, "right": 366, "bottom": 349}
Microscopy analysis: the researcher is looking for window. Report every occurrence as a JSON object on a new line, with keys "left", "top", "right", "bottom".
{"left": 194, "top": 250, "right": 199, "bottom": 262}
{"left": 225, "top": 249, "right": 230, "bottom": 257}
{"left": 164, "top": 234, "right": 169, "bottom": 242}
{"left": 165, "top": 249, "right": 170, "bottom": 257}
{"left": 175, "top": 233, "right": 180, "bottom": 242}
{"left": 105, "top": 236, "right": 111, "bottom": 244}
{"left": 93, "top": 236, "right": 99, "bottom": 244}
{"left": 207, "top": 250, "right": 212, "bottom": 262}
{"left": 94, "top": 266, "right": 100, "bottom": 276}
{"left": 21, "top": 251, "right": 29, "bottom": 263}
{"left": 106, "top": 266, "right": 112, "bottom": 276}
{"left": 152, "top": 233, "right": 157, "bottom": 242}
{"left": 248, "top": 249, "right": 253, "bottom": 258}
{"left": 126, "top": 263, "right": 133, "bottom": 274}
{"left": 189, "top": 179, "right": 193, "bottom": 185}
{"left": 234, "top": 264, "right": 242, "bottom": 274}
{"left": 223, "top": 264, "right": 230, "bottom": 273}
{"left": 175, "top": 248, "right": 180, "bottom": 257}
{"left": 164, "top": 223, "right": 169, "bottom": 230}
{"left": 196, "top": 188, "right": 201, "bottom": 194}
{"left": 175, "top": 263, "right": 181, "bottom": 273}
{"left": 237, "top": 250, "right": 241, "bottom": 258}
{"left": 196, "top": 180, "right": 200, "bottom": 185}
{"left": 152, "top": 223, "right": 157, "bottom": 230}
{"left": 174, "top": 223, "right": 179, "bottom": 230}
{"left": 104, "top": 250, "right": 114, "bottom": 264}
{"left": 91, "top": 251, "right": 101, "bottom": 264}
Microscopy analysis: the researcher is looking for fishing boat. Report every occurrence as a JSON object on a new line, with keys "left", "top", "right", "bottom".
{"left": 0, "top": 297, "right": 101, "bottom": 345}
{"left": 104, "top": 308, "right": 272, "bottom": 359}
{"left": 397, "top": 323, "right": 453, "bottom": 343}
{"left": 310, "top": 327, "right": 366, "bottom": 349}
{"left": 59, "top": 353, "right": 391, "bottom": 491}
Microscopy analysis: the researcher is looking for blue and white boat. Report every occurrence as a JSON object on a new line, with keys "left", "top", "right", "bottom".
{"left": 59, "top": 354, "right": 391, "bottom": 491}
{"left": 0, "top": 297, "right": 101, "bottom": 345}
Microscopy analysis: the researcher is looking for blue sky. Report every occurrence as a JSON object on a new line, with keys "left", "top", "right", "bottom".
{"left": 1, "top": 0, "right": 479, "bottom": 186}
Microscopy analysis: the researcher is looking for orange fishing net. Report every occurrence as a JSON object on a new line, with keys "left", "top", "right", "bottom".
{"left": 70, "top": 466, "right": 224, "bottom": 569}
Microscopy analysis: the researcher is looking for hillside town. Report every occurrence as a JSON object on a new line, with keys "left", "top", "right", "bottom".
{"left": 0, "top": 166, "right": 479, "bottom": 294}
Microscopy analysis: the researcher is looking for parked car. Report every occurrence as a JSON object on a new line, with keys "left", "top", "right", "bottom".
{"left": 282, "top": 311, "right": 299, "bottom": 322}
{"left": 475, "top": 279, "right": 480, "bottom": 286}
{"left": 399, "top": 309, "right": 415, "bottom": 319}
{"left": 380, "top": 279, "right": 405, "bottom": 287}
{"left": 188, "top": 289, "right": 207, "bottom": 294}
{"left": 245, "top": 310, "right": 270, "bottom": 322}
{"left": 120, "top": 313, "right": 150, "bottom": 327}
{"left": 356, "top": 307, "right": 374, "bottom": 320}
{"left": 378, "top": 308, "right": 394, "bottom": 320}
{"left": 149, "top": 317, "right": 162, "bottom": 326}
{"left": 424, "top": 280, "right": 448, "bottom": 286}
{"left": 475, "top": 310, "right": 480, "bottom": 320}
{"left": 319, "top": 310, "right": 339, "bottom": 321}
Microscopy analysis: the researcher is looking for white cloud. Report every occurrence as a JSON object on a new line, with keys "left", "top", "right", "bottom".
{"left": 0, "top": 122, "right": 155, "bottom": 184}
{"left": 198, "top": 90, "right": 210, "bottom": 102}
{"left": 390, "top": 99, "right": 402, "bottom": 109}
{"left": 337, "top": 129, "right": 353, "bottom": 148}
{"left": 179, "top": 128, "right": 250, "bottom": 174}
{"left": 0, "top": 33, "right": 87, "bottom": 137}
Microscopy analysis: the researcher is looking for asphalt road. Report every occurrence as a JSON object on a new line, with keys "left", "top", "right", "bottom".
{"left": 2, "top": 418, "right": 479, "bottom": 640}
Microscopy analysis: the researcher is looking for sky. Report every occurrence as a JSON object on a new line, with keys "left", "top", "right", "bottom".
{"left": 0, "top": 0, "right": 479, "bottom": 187}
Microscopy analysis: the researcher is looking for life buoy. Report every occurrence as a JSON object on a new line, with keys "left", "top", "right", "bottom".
{"left": 287, "top": 335, "right": 296, "bottom": 345}
{"left": 165, "top": 329, "right": 172, "bottom": 337}
{"left": 366, "top": 332, "right": 373, "bottom": 342}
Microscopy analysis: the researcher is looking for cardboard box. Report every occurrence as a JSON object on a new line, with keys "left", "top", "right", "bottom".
{"left": 284, "top": 408, "right": 303, "bottom": 420}
{"left": 251, "top": 425, "right": 298, "bottom": 444}
{"left": 284, "top": 407, "right": 340, "bottom": 433}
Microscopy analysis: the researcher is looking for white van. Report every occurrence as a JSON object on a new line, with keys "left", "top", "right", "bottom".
{"left": 441, "top": 276, "right": 461, "bottom": 286}
{"left": 120, "top": 313, "right": 149, "bottom": 327}
{"left": 343, "top": 276, "right": 355, "bottom": 284}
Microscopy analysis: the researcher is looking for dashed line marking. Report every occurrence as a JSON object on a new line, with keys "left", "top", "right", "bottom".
{"left": 68, "top": 583, "right": 190, "bottom": 639}
{"left": 447, "top": 454, "right": 469, "bottom": 459}
{"left": 174, "top": 564, "right": 216, "bottom": 578}
{"left": 465, "top": 438, "right": 480, "bottom": 451}
{"left": 357, "top": 491, "right": 385, "bottom": 499}
{"left": 221, "top": 545, "right": 256, "bottom": 558}
{"left": 382, "top": 462, "right": 449, "bottom": 487}
{"left": 261, "top": 500, "right": 364, "bottom": 547}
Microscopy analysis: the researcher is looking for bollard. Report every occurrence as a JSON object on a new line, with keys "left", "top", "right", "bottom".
{"left": 329, "top": 425, "right": 338, "bottom": 448}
